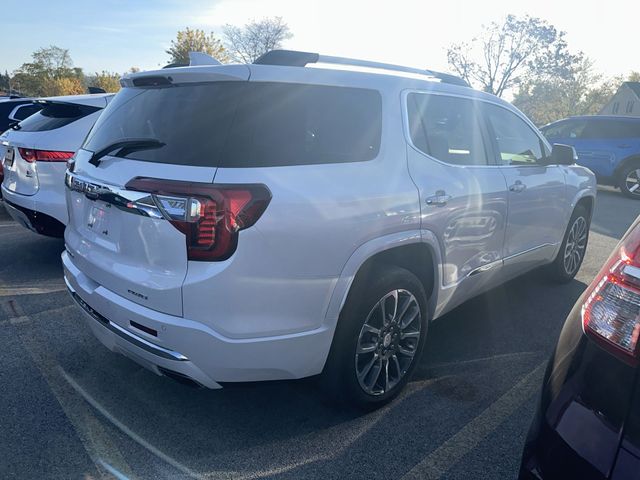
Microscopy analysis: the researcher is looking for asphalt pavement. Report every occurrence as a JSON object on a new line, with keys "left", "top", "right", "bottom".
{"left": 0, "top": 187, "right": 638, "bottom": 480}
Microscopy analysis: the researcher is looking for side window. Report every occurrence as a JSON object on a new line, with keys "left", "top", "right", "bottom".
{"left": 542, "top": 120, "right": 585, "bottom": 139}
{"left": 483, "top": 104, "right": 546, "bottom": 166}
{"left": 582, "top": 120, "right": 640, "bottom": 139}
{"left": 407, "top": 93, "right": 489, "bottom": 166}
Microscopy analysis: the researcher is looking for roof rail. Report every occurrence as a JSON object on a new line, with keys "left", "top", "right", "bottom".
{"left": 254, "top": 50, "right": 469, "bottom": 87}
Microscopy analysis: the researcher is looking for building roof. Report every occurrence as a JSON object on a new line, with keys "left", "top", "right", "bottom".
{"left": 625, "top": 82, "right": 640, "bottom": 99}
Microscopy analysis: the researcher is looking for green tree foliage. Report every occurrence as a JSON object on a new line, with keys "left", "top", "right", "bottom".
{"left": 166, "top": 28, "right": 229, "bottom": 65}
{"left": 11, "top": 46, "right": 85, "bottom": 97}
{"left": 223, "top": 17, "right": 292, "bottom": 63}
{"left": 447, "top": 15, "right": 578, "bottom": 97}
{"left": 513, "top": 58, "right": 618, "bottom": 125}
{"left": 89, "top": 71, "right": 121, "bottom": 93}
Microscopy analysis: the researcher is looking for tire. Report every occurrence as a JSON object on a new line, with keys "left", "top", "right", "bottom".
{"left": 618, "top": 161, "right": 640, "bottom": 200}
{"left": 547, "top": 205, "right": 589, "bottom": 283}
{"left": 321, "top": 265, "right": 429, "bottom": 409}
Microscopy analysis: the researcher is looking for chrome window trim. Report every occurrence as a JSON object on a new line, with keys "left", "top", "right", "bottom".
{"left": 401, "top": 89, "right": 553, "bottom": 170}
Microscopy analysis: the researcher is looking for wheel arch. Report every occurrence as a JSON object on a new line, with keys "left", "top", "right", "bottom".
{"left": 614, "top": 155, "right": 640, "bottom": 181}
{"left": 324, "top": 230, "right": 441, "bottom": 329}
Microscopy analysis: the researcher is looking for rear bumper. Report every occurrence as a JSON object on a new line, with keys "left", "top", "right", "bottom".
{"left": 1, "top": 184, "right": 65, "bottom": 236}
{"left": 62, "top": 251, "right": 335, "bottom": 387}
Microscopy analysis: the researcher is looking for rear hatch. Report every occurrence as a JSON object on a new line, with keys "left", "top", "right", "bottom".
{"left": 3, "top": 99, "right": 106, "bottom": 196}
{"left": 65, "top": 66, "right": 251, "bottom": 316}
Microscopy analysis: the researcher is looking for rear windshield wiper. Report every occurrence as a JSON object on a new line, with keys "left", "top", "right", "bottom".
{"left": 89, "top": 138, "right": 165, "bottom": 167}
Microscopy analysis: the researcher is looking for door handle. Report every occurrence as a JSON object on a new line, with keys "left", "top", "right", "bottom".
{"left": 425, "top": 190, "right": 451, "bottom": 207}
{"left": 509, "top": 180, "right": 526, "bottom": 193}
{"left": 617, "top": 144, "right": 632, "bottom": 148}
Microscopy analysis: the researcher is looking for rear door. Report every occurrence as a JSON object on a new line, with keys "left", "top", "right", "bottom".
{"left": 65, "top": 74, "right": 248, "bottom": 316}
{"left": 405, "top": 92, "right": 508, "bottom": 305}
{"left": 482, "top": 103, "right": 566, "bottom": 270}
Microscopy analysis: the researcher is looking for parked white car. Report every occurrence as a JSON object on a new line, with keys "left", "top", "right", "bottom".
{"left": 63, "top": 51, "right": 596, "bottom": 407}
{"left": 1, "top": 93, "right": 113, "bottom": 235}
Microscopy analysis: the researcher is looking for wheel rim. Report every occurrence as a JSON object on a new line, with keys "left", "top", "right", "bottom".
{"left": 563, "top": 216, "right": 587, "bottom": 275}
{"left": 625, "top": 169, "right": 640, "bottom": 196}
{"left": 355, "top": 289, "right": 421, "bottom": 396}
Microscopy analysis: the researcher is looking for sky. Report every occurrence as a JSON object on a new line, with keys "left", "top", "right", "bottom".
{"left": 3, "top": 0, "right": 639, "bottom": 80}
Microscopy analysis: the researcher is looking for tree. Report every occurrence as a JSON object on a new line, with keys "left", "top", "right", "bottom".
{"left": 166, "top": 28, "right": 229, "bottom": 65}
{"left": 627, "top": 71, "right": 640, "bottom": 82}
{"left": 11, "top": 46, "right": 84, "bottom": 97}
{"left": 447, "top": 15, "right": 578, "bottom": 97}
{"left": 0, "top": 71, "right": 10, "bottom": 94}
{"left": 89, "top": 71, "right": 121, "bottom": 93}
{"left": 513, "top": 58, "right": 618, "bottom": 125}
{"left": 47, "top": 76, "right": 85, "bottom": 96}
{"left": 223, "top": 17, "right": 292, "bottom": 63}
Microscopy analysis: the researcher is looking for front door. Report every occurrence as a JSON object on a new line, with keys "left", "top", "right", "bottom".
{"left": 482, "top": 103, "right": 567, "bottom": 271}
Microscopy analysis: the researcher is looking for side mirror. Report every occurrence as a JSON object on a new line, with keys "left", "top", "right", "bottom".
{"left": 550, "top": 143, "right": 577, "bottom": 165}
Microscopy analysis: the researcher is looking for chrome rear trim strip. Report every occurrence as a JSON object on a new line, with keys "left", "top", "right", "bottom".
{"left": 65, "top": 278, "right": 188, "bottom": 361}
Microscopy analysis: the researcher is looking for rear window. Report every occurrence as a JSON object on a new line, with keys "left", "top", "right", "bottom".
{"left": 18, "top": 103, "right": 101, "bottom": 132}
{"left": 83, "top": 82, "right": 382, "bottom": 167}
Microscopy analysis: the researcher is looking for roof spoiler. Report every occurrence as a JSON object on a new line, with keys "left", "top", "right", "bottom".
{"left": 162, "top": 51, "right": 222, "bottom": 69}
{"left": 254, "top": 50, "right": 469, "bottom": 87}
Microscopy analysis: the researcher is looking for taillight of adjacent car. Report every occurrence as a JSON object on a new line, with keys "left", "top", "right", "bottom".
{"left": 18, "top": 148, "right": 74, "bottom": 163}
{"left": 125, "top": 177, "right": 271, "bottom": 262}
{"left": 582, "top": 223, "right": 640, "bottom": 365}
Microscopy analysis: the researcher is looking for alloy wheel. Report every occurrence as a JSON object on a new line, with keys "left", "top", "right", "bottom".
{"left": 563, "top": 216, "right": 587, "bottom": 275}
{"left": 625, "top": 168, "right": 640, "bottom": 196}
{"left": 355, "top": 289, "right": 421, "bottom": 396}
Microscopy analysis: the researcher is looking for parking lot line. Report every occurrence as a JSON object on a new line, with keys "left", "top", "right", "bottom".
{"left": 0, "top": 299, "right": 137, "bottom": 480}
{"left": 401, "top": 361, "right": 546, "bottom": 480}
{"left": 60, "top": 367, "right": 206, "bottom": 479}
{"left": 0, "top": 285, "right": 66, "bottom": 297}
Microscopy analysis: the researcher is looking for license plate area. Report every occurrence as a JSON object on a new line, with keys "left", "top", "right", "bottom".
{"left": 87, "top": 204, "right": 111, "bottom": 237}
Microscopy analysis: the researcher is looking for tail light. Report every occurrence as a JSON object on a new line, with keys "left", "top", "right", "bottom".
{"left": 582, "top": 223, "right": 640, "bottom": 365}
{"left": 18, "top": 148, "right": 74, "bottom": 163}
{"left": 125, "top": 177, "right": 271, "bottom": 261}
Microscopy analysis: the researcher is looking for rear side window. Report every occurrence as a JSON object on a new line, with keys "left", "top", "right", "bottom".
{"left": 18, "top": 103, "right": 101, "bottom": 132}
{"left": 581, "top": 120, "right": 640, "bottom": 139}
{"left": 407, "top": 93, "right": 489, "bottom": 166}
{"left": 84, "top": 82, "right": 382, "bottom": 167}
{"left": 483, "top": 104, "right": 547, "bottom": 165}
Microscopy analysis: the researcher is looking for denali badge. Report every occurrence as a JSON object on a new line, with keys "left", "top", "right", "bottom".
{"left": 127, "top": 289, "right": 148, "bottom": 301}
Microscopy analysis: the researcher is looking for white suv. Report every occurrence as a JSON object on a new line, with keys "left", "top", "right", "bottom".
{"left": 63, "top": 51, "right": 596, "bottom": 407}
{"left": 1, "top": 94, "right": 113, "bottom": 236}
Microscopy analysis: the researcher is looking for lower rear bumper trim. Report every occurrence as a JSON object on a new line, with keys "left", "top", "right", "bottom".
{"left": 66, "top": 278, "right": 188, "bottom": 362}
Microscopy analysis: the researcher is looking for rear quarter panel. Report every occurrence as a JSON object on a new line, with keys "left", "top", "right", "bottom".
{"left": 183, "top": 78, "right": 422, "bottom": 338}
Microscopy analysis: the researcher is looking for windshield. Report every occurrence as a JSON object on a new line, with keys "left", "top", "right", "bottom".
{"left": 84, "top": 82, "right": 382, "bottom": 167}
